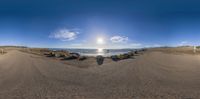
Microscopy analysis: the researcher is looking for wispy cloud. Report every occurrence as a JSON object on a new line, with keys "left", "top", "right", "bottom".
{"left": 110, "top": 36, "right": 128, "bottom": 43}
{"left": 49, "top": 28, "right": 79, "bottom": 41}
{"left": 179, "top": 41, "right": 189, "bottom": 46}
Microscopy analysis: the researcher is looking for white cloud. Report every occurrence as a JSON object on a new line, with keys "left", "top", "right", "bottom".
{"left": 110, "top": 36, "right": 128, "bottom": 43}
{"left": 179, "top": 41, "right": 189, "bottom": 46}
{"left": 49, "top": 29, "right": 79, "bottom": 41}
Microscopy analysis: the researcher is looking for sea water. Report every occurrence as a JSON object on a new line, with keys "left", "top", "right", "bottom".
{"left": 49, "top": 48, "right": 136, "bottom": 57}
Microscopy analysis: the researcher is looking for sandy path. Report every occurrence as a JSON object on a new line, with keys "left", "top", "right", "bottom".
{"left": 0, "top": 50, "right": 200, "bottom": 99}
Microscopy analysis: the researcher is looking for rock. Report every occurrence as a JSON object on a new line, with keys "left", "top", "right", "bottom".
{"left": 78, "top": 56, "right": 87, "bottom": 61}
{"left": 123, "top": 53, "right": 130, "bottom": 59}
{"left": 111, "top": 55, "right": 120, "bottom": 61}
{"left": 63, "top": 55, "right": 77, "bottom": 60}
{"left": 46, "top": 52, "right": 55, "bottom": 57}
{"left": 55, "top": 53, "right": 61, "bottom": 58}
{"left": 134, "top": 50, "right": 138, "bottom": 54}
{"left": 70, "top": 53, "right": 80, "bottom": 58}
{"left": 111, "top": 53, "right": 131, "bottom": 61}
{"left": 128, "top": 52, "right": 134, "bottom": 56}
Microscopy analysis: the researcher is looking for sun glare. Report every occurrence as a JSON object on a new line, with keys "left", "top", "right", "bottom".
{"left": 97, "top": 48, "right": 103, "bottom": 53}
{"left": 97, "top": 38, "right": 104, "bottom": 44}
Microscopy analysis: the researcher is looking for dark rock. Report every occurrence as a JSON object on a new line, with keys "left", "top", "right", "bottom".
{"left": 78, "top": 56, "right": 87, "bottom": 61}
{"left": 111, "top": 55, "right": 120, "bottom": 61}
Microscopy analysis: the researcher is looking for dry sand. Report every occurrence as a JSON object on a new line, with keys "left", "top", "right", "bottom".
{"left": 0, "top": 49, "right": 200, "bottom": 99}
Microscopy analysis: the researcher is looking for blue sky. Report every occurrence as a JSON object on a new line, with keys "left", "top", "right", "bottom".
{"left": 1, "top": 0, "right": 200, "bottom": 48}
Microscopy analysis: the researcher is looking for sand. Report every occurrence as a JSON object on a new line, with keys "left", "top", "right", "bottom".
{"left": 0, "top": 49, "right": 200, "bottom": 99}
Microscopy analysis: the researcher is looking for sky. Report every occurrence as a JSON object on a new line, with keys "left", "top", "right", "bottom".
{"left": 1, "top": 0, "right": 200, "bottom": 48}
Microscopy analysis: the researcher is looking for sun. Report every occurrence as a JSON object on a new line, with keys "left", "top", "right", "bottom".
{"left": 97, "top": 37, "right": 104, "bottom": 44}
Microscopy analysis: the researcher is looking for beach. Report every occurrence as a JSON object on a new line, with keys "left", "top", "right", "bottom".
{"left": 0, "top": 48, "right": 200, "bottom": 99}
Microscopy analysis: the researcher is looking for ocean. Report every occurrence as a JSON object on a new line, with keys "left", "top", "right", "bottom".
{"left": 49, "top": 48, "right": 136, "bottom": 57}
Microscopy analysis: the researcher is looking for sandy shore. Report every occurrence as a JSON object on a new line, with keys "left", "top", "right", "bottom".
{"left": 0, "top": 49, "right": 200, "bottom": 99}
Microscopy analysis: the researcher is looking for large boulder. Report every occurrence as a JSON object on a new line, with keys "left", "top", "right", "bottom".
{"left": 63, "top": 55, "right": 77, "bottom": 60}
{"left": 111, "top": 55, "right": 120, "bottom": 61}
{"left": 134, "top": 50, "right": 138, "bottom": 54}
{"left": 128, "top": 52, "right": 134, "bottom": 56}
{"left": 123, "top": 53, "right": 130, "bottom": 59}
{"left": 111, "top": 53, "right": 131, "bottom": 61}
{"left": 55, "top": 53, "right": 61, "bottom": 58}
{"left": 78, "top": 56, "right": 87, "bottom": 61}
{"left": 70, "top": 53, "right": 80, "bottom": 58}
{"left": 46, "top": 52, "right": 55, "bottom": 57}
{"left": 62, "top": 52, "right": 80, "bottom": 60}
{"left": 55, "top": 52, "right": 67, "bottom": 58}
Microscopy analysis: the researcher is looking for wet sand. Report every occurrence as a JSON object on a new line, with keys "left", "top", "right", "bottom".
{"left": 0, "top": 50, "right": 200, "bottom": 99}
